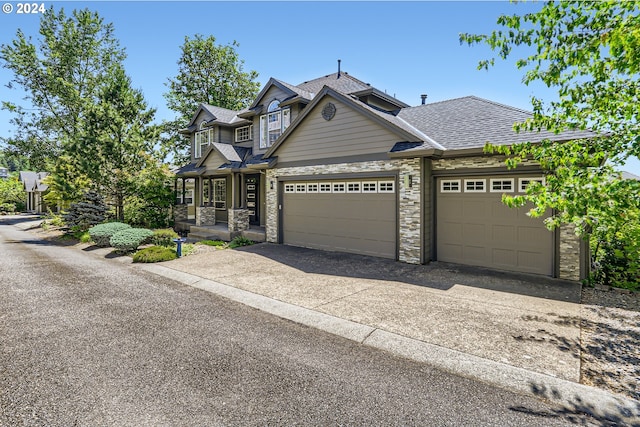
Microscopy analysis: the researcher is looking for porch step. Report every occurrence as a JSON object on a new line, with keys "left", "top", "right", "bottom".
{"left": 243, "top": 228, "right": 266, "bottom": 243}
{"left": 188, "top": 225, "right": 231, "bottom": 241}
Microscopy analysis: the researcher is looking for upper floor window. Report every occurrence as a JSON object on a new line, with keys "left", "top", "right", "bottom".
{"left": 259, "top": 100, "right": 290, "bottom": 149}
{"left": 235, "top": 125, "right": 253, "bottom": 142}
{"left": 195, "top": 121, "right": 214, "bottom": 158}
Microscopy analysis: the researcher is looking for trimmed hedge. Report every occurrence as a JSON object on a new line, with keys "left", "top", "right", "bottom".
{"left": 89, "top": 222, "right": 131, "bottom": 247}
{"left": 133, "top": 246, "right": 178, "bottom": 263}
{"left": 110, "top": 228, "right": 154, "bottom": 253}
{"left": 152, "top": 228, "right": 179, "bottom": 247}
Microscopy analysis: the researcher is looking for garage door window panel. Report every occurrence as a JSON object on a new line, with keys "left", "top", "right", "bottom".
{"left": 347, "top": 182, "right": 361, "bottom": 193}
{"left": 378, "top": 181, "right": 395, "bottom": 193}
{"left": 464, "top": 179, "right": 486, "bottom": 193}
{"left": 490, "top": 179, "right": 514, "bottom": 192}
{"left": 332, "top": 182, "right": 346, "bottom": 193}
{"left": 441, "top": 180, "right": 461, "bottom": 192}
{"left": 519, "top": 177, "right": 545, "bottom": 192}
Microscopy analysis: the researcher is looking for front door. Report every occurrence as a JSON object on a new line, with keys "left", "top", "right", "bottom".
{"left": 245, "top": 175, "right": 260, "bottom": 225}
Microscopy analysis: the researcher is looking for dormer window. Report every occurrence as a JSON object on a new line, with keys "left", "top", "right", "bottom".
{"left": 259, "top": 100, "right": 290, "bottom": 149}
{"left": 195, "top": 121, "right": 214, "bottom": 158}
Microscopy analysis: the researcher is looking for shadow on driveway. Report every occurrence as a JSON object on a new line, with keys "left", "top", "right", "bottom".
{"left": 236, "top": 243, "right": 581, "bottom": 303}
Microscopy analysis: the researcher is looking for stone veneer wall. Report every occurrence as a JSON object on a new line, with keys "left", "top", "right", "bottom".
{"left": 228, "top": 208, "right": 250, "bottom": 232}
{"left": 195, "top": 206, "right": 216, "bottom": 226}
{"left": 559, "top": 224, "right": 582, "bottom": 281}
{"left": 265, "top": 158, "right": 422, "bottom": 264}
{"left": 174, "top": 204, "right": 188, "bottom": 222}
{"left": 431, "top": 155, "right": 539, "bottom": 171}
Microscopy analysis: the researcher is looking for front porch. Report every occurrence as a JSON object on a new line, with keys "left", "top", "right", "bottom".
{"left": 174, "top": 169, "right": 266, "bottom": 243}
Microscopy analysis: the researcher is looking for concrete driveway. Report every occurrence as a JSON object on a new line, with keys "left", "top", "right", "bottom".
{"left": 164, "top": 243, "right": 582, "bottom": 382}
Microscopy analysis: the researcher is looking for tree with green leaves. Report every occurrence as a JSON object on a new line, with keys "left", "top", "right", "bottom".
{"left": 162, "top": 34, "right": 260, "bottom": 164}
{"left": 0, "top": 173, "right": 25, "bottom": 212}
{"left": 0, "top": 7, "right": 125, "bottom": 170}
{"left": 460, "top": 1, "right": 640, "bottom": 289}
{"left": 2, "top": 8, "right": 167, "bottom": 222}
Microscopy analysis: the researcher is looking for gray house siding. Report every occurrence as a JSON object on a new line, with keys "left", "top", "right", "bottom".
{"left": 273, "top": 96, "right": 401, "bottom": 163}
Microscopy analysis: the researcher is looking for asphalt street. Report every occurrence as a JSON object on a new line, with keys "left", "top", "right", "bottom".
{"left": 0, "top": 220, "right": 599, "bottom": 426}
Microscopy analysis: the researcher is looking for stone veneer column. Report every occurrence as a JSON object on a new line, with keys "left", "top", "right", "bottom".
{"left": 174, "top": 204, "right": 188, "bottom": 222}
{"left": 559, "top": 224, "right": 582, "bottom": 281}
{"left": 228, "top": 208, "right": 250, "bottom": 233}
{"left": 265, "top": 170, "right": 279, "bottom": 243}
{"left": 195, "top": 206, "right": 216, "bottom": 226}
{"left": 398, "top": 158, "right": 422, "bottom": 264}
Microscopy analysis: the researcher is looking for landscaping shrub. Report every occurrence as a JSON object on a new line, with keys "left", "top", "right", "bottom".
{"left": 63, "top": 191, "right": 107, "bottom": 232}
{"left": 228, "top": 235, "right": 254, "bottom": 249}
{"left": 133, "top": 245, "right": 177, "bottom": 263}
{"left": 0, "top": 202, "right": 16, "bottom": 213}
{"left": 88, "top": 222, "right": 131, "bottom": 247}
{"left": 109, "top": 228, "right": 154, "bottom": 253}
{"left": 152, "top": 228, "right": 179, "bottom": 247}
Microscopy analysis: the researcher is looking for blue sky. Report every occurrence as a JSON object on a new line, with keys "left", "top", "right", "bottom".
{"left": 1, "top": 1, "right": 639, "bottom": 175}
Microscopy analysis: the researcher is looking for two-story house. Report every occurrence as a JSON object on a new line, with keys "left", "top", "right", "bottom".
{"left": 175, "top": 69, "right": 593, "bottom": 281}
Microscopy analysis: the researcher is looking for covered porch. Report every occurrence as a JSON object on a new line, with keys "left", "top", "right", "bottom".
{"left": 174, "top": 169, "right": 266, "bottom": 243}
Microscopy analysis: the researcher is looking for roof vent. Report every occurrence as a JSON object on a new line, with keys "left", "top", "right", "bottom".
{"left": 337, "top": 59, "right": 341, "bottom": 78}
{"left": 421, "top": 94, "right": 428, "bottom": 105}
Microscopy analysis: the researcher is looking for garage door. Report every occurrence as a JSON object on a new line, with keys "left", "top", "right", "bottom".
{"left": 282, "top": 178, "right": 397, "bottom": 259}
{"left": 436, "top": 176, "right": 553, "bottom": 276}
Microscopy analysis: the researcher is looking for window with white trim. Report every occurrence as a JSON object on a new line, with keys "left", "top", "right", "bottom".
{"left": 519, "top": 177, "right": 545, "bottom": 192}
{"left": 213, "top": 178, "right": 226, "bottom": 209}
{"left": 362, "top": 182, "right": 377, "bottom": 193}
{"left": 307, "top": 183, "right": 319, "bottom": 193}
{"left": 490, "top": 179, "right": 514, "bottom": 192}
{"left": 284, "top": 183, "right": 295, "bottom": 193}
{"left": 235, "top": 125, "right": 253, "bottom": 142}
{"left": 295, "top": 183, "right": 306, "bottom": 193}
{"left": 319, "top": 183, "right": 332, "bottom": 193}
{"left": 464, "top": 179, "right": 485, "bottom": 192}
{"left": 347, "top": 182, "right": 361, "bottom": 193}
{"left": 441, "top": 180, "right": 461, "bottom": 193}
{"left": 378, "top": 180, "right": 395, "bottom": 193}
{"left": 176, "top": 189, "right": 194, "bottom": 205}
{"left": 259, "top": 100, "right": 291, "bottom": 149}
{"left": 194, "top": 121, "right": 214, "bottom": 158}
{"left": 332, "top": 182, "right": 346, "bottom": 193}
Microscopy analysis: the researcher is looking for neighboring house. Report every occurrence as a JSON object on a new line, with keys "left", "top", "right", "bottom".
{"left": 621, "top": 171, "right": 640, "bottom": 181}
{"left": 175, "top": 69, "right": 594, "bottom": 281}
{"left": 0, "top": 167, "right": 8, "bottom": 179}
{"left": 19, "top": 171, "right": 49, "bottom": 213}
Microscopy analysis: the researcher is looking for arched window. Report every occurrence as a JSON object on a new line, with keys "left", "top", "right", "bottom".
{"left": 268, "top": 100, "right": 280, "bottom": 112}
{"left": 260, "top": 99, "right": 290, "bottom": 149}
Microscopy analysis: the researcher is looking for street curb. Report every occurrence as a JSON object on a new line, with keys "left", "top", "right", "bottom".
{"left": 136, "top": 263, "right": 640, "bottom": 425}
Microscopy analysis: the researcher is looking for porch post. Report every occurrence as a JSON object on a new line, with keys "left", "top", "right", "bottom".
{"left": 181, "top": 178, "right": 186, "bottom": 205}
{"left": 208, "top": 177, "right": 213, "bottom": 207}
{"left": 174, "top": 179, "right": 178, "bottom": 204}
{"left": 231, "top": 173, "right": 237, "bottom": 209}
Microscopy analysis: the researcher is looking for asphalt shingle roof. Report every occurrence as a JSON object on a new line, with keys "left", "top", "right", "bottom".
{"left": 296, "top": 72, "right": 372, "bottom": 96}
{"left": 19, "top": 171, "right": 49, "bottom": 192}
{"left": 397, "top": 96, "right": 596, "bottom": 151}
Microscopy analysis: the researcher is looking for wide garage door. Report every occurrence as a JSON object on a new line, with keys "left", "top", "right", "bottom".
{"left": 436, "top": 175, "right": 554, "bottom": 276}
{"left": 282, "top": 178, "right": 397, "bottom": 259}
